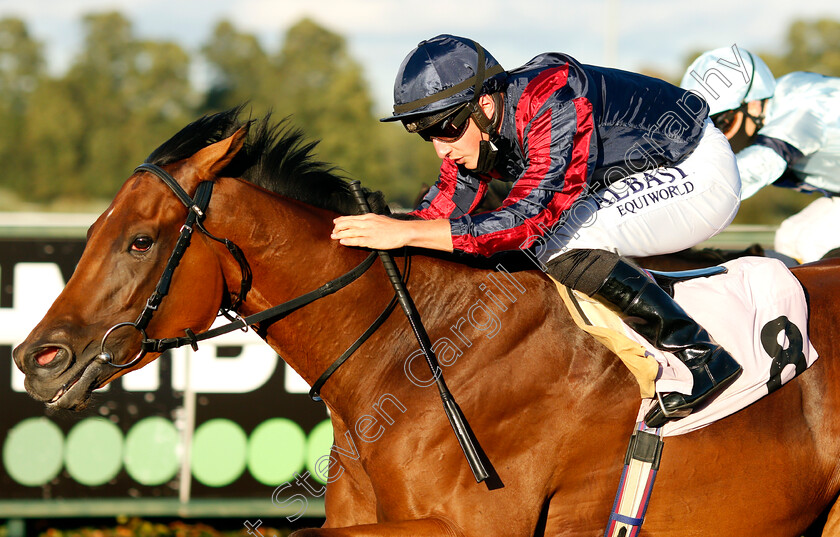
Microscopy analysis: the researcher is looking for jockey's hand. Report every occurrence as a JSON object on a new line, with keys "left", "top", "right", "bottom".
{"left": 331, "top": 214, "right": 453, "bottom": 252}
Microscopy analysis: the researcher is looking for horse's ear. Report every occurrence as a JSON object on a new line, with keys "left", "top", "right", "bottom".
{"left": 189, "top": 125, "right": 249, "bottom": 180}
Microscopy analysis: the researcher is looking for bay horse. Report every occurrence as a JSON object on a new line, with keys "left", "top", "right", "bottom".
{"left": 13, "top": 108, "right": 840, "bottom": 536}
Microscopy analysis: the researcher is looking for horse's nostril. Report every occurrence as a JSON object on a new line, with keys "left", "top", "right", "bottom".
{"left": 34, "top": 347, "right": 60, "bottom": 367}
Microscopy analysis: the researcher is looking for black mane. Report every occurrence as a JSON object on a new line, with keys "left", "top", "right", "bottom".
{"left": 145, "top": 105, "right": 386, "bottom": 215}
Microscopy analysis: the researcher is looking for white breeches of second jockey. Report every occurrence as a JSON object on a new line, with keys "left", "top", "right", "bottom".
{"left": 774, "top": 196, "right": 840, "bottom": 263}
{"left": 539, "top": 119, "right": 741, "bottom": 265}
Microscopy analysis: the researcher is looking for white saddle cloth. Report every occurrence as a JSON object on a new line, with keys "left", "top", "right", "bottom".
{"left": 635, "top": 256, "right": 818, "bottom": 436}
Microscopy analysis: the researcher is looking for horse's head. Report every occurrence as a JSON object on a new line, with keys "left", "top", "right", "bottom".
{"left": 13, "top": 125, "right": 248, "bottom": 410}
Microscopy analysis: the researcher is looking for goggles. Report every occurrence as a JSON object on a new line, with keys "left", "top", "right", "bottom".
{"left": 403, "top": 103, "right": 473, "bottom": 143}
{"left": 419, "top": 114, "right": 471, "bottom": 142}
{"left": 711, "top": 100, "right": 766, "bottom": 135}
{"left": 711, "top": 109, "right": 739, "bottom": 133}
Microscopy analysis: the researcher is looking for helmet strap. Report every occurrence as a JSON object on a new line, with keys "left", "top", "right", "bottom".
{"left": 474, "top": 139, "right": 499, "bottom": 175}
{"left": 470, "top": 92, "right": 504, "bottom": 175}
{"left": 735, "top": 51, "right": 767, "bottom": 132}
{"left": 391, "top": 40, "right": 503, "bottom": 117}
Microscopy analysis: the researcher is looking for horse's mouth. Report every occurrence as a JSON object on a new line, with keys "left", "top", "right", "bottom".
{"left": 46, "top": 360, "right": 104, "bottom": 410}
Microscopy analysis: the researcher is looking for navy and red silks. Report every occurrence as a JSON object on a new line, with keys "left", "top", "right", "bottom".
{"left": 411, "top": 53, "right": 710, "bottom": 257}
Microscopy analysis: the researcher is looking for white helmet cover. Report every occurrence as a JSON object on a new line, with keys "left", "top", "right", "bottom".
{"left": 680, "top": 45, "right": 776, "bottom": 115}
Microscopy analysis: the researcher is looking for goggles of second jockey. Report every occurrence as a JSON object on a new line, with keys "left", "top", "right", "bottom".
{"left": 711, "top": 109, "right": 739, "bottom": 133}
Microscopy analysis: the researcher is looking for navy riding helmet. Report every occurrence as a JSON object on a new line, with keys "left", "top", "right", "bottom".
{"left": 380, "top": 34, "right": 506, "bottom": 132}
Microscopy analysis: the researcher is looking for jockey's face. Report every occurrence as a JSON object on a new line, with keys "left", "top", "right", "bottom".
{"left": 431, "top": 117, "right": 485, "bottom": 169}
{"left": 430, "top": 95, "right": 496, "bottom": 170}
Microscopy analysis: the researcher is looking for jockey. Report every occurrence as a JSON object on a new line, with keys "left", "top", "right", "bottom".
{"left": 681, "top": 45, "right": 840, "bottom": 263}
{"left": 331, "top": 34, "right": 743, "bottom": 427}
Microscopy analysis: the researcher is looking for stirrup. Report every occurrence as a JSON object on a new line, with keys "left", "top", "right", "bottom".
{"left": 653, "top": 390, "right": 691, "bottom": 421}
{"left": 646, "top": 357, "right": 742, "bottom": 428}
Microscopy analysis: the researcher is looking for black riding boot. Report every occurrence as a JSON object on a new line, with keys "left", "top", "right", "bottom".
{"left": 592, "top": 259, "right": 742, "bottom": 428}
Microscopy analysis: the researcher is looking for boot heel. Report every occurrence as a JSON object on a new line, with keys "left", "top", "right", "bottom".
{"left": 644, "top": 359, "right": 742, "bottom": 428}
{"left": 644, "top": 400, "right": 691, "bottom": 429}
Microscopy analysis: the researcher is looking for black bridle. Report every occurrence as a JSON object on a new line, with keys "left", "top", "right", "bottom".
{"left": 95, "top": 164, "right": 387, "bottom": 393}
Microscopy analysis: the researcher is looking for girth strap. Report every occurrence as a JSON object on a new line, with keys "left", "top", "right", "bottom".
{"left": 604, "top": 422, "right": 664, "bottom": 537}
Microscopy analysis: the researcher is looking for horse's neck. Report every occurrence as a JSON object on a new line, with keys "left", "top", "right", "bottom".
{"left": 207, "top": 182, "right": 395, "bottom": 392}
{"left": 205, "top": 181, "right": 633, "bottom": 424}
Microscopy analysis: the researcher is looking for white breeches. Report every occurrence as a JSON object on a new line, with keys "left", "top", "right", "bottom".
{"left": 539, "top": 119, "right": 741, "bottom": 265}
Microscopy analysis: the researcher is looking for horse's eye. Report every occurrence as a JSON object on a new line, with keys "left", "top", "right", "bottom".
{"left": 131, "top": 236, "right": 154, "bottom": 252}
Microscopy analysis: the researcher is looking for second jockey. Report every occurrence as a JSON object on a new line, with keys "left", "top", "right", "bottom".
{"left": 681, "top": 45, "right": 840, "bottom": 263}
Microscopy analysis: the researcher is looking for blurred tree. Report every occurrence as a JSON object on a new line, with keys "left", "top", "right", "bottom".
{"left": 200, "top": 17, "right": 436, "bottom": 206}
{"left": 0, "top": 18, "right": 44, "bottom": 111}
{"left": 21, "top": 78, "right": 87, "bottom": 200}
{"left": 731, "top": 187, "right": 822, "bottom": 226}
{"left": 0, "top": 17, "right": 46, "bottom": 195}
{"left": 200, "top": 20, "right": 277, "bottom": 113}
{"left": 378, "top": 121, "right": 443, "bottom": 208}
{"left": 761, "top": 19, "right": 840, "bottom": 78}
{"left": 19, "top": 12, "right": 196, "bottom": 201}
{"left": 275, "top": 18, "right": 441, "bottom": 206}
{"left": 271, "top": 19, "right": 395, "bottom": 201}
{"left": 70, "top": 12, "right": 195, "bottom": 199}
{"left": 1, "top": 13, "right": 441, "bottom": 208}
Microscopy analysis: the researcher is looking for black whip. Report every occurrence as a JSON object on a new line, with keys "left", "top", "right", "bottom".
{"left": 348, "top": 181, "right": 488, "bottom": 483}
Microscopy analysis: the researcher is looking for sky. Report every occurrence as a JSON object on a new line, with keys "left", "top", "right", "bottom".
{"left": 2, "top": 0, "right": 840, "bottom": 116}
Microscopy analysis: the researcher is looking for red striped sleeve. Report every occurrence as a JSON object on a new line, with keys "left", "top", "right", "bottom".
{"left": 451, "top": 94, "right": 594, "bottom": 256}
{"left": 410, "top": 159, "right": 459, "bottom": 220}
